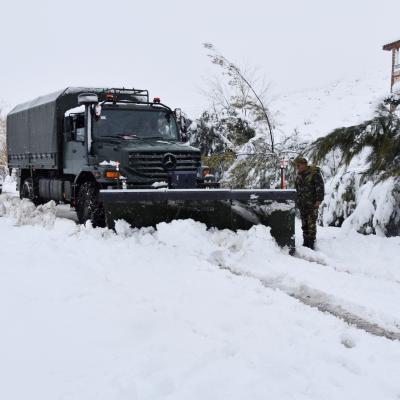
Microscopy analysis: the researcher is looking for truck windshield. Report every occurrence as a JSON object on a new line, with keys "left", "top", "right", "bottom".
{"left": 94, "top": 109, "right": 179, "bottom": 140}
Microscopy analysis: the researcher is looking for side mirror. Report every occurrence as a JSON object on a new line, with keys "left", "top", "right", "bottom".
{"left": 94, "top": 104, "right": 102, "bottom": 120}
{"left": 78, "top": 92, "right": 99, "bottom": 105}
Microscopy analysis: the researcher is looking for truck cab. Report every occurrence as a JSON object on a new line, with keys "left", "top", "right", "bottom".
{"left": 63, "top": 99, "right": 203, "bottom": 189}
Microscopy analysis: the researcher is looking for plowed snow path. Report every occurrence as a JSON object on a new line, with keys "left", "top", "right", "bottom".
{"left": 223, "top": 266, "right": 400, "bottom": 341}
{"left": 206, "top": 220, "right": 400, "bottom": 338}
{"left": 0, "top": 194, "right": 399, "bottom": 400}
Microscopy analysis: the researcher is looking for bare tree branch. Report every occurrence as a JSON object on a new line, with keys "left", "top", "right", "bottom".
{"left": 203, "top": 43, "right": 275, "bottom": 152}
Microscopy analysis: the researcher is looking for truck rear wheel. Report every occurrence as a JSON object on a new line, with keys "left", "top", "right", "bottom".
{"left": 76, "top": 181, "right": 106, "bottom": 228}
{"left": 20, "top": 177, "right": 39, "bottom": 205}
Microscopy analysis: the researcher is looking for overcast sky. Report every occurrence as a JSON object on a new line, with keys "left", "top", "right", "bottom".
{"left": 0, "top": 0, "right": 399, "bottom": 115}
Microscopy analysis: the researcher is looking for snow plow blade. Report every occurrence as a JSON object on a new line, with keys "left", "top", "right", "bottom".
{"left": 99, "top": 189, "right": 296, "bottom": 250}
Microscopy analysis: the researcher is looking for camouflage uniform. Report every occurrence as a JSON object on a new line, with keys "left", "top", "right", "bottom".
{"left": 294, "top": 166, "right": 325, "bottom": 248}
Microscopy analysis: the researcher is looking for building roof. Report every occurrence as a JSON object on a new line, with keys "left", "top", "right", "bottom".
{"left": 383, "top": 40, "right": 400, "bottom": 51}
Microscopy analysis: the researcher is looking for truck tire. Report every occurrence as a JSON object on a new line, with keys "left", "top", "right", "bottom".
{"left": 20, "top": 177, "right": 39, "bottom": 205}
{"left": 76, "top": 181, "right": 106, "bottom": 228}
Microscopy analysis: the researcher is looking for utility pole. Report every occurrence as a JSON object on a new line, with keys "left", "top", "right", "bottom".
{"left": 280, "top": 158, "right": 287, "bottom": 190}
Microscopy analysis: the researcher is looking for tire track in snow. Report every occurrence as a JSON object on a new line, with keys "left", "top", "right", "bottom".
{"left": 220, "top": 266, "right": 400, "bottom": 342}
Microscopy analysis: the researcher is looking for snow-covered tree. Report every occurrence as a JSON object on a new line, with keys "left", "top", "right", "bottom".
{"left": 202, "top": 43, "right": 275, "bottom": 153}
{"left": 188, "top": 43, "right": 308, "bottom": 188}
{"left": 307, "top": 102, "right": 400, "bottom": 236}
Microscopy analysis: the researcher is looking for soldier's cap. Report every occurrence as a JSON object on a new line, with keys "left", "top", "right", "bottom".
{"left": 294, "top": 157, "right": 308, "bottom": 165}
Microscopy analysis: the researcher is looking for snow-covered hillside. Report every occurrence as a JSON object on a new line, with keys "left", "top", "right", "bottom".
{"left": 272, "top": 70, "right": 390, "bottom": 141}
{"left": 0, "top": 194, "right": 399, "bottom": 400}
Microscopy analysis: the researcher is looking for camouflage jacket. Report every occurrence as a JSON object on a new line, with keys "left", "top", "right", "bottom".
{"left": 294, "top": 166, "right": 325, "bottom": 211}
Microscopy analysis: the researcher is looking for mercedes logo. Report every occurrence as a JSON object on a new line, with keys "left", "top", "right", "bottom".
{"left": 162, "top": 153, "right": 177, "bottom": 170}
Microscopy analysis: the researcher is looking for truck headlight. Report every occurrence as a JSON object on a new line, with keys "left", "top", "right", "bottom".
{"left": 105, "top": 171, "right": 120, "bottom": 179}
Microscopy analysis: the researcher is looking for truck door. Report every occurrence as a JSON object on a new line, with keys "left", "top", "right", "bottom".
{"left": 63, "top": 114, "right": 87, "bottom": 174}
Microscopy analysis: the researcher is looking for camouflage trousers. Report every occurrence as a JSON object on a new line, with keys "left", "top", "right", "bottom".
{"left": 299, "top": 208, "right": 318, "bottom": 244}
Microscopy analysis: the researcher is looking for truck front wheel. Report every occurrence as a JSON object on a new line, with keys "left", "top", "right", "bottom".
{"left": 76, "top": 182, "right": 106, "bottom": 228}
{"left": 20, "top": 177, "right": 39, "bottom": 205}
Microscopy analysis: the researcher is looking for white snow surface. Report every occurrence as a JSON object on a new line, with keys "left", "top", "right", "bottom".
{"left": 272, "top": 70, "right": 390, "bottom": 141}
{"left": 0, "top": 193, "right": 399, "bottom": 399}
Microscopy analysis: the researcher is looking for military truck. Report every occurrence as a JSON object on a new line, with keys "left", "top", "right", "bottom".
{"left": 7, "top": 87, "right": 296, "bottom": 249}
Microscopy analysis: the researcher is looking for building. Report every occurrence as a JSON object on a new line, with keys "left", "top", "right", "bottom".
{"left": 383, "top": 39, "right": 400, "bottom": 93}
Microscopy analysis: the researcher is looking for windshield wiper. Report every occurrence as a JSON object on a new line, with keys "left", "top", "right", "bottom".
{"left": 96, "top": 135, "right": 121, "bottom": 142}
{"left": 97, "top": 134, "right": 139, "bottom": 141}
{"left": 144, "top": 136, "right": 171, "bottom": 140}
{"left": 118, "top": 133, "right": 139, "bottom": 140}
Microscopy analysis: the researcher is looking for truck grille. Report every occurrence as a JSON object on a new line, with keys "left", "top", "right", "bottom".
{"left": 129, "top": 152, "right": 201, "bottom": 178}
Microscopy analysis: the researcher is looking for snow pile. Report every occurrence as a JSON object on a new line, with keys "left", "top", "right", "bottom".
{"left": 2, "top": 174, "right": 17, "bottom": 194}
{"left": 0, "top": 194, "right": 56, "bottom": 227}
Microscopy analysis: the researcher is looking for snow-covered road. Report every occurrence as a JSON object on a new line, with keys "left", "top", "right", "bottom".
{"left": 0, "top": 194, "right": 399, "bottom": 400}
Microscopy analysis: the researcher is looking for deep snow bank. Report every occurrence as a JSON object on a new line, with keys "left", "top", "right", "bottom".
{"left": 0, "top": 195, "right": 399, "bottom": 399}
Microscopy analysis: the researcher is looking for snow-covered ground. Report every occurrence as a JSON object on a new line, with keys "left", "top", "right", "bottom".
{"left": 0, "top": 193, "right": 399, "bottom": 400}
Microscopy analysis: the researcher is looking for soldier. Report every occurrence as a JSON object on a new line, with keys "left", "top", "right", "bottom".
{"left": 294, "top": 157, "right": 325, "bottom": 250}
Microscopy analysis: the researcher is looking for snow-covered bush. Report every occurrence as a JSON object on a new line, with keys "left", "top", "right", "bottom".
{"left": 308, "top": 103, "right": 400, "bottom": 236}
{"left": 189, "top": 110, "right": 255, "bottom": 154}
{"left": 309, "top": 103, "right": 400, "bottom": 179}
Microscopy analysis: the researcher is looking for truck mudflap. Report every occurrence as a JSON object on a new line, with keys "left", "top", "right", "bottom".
{"left": 99, "top": 189, "right": 297, "bottom": 250}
